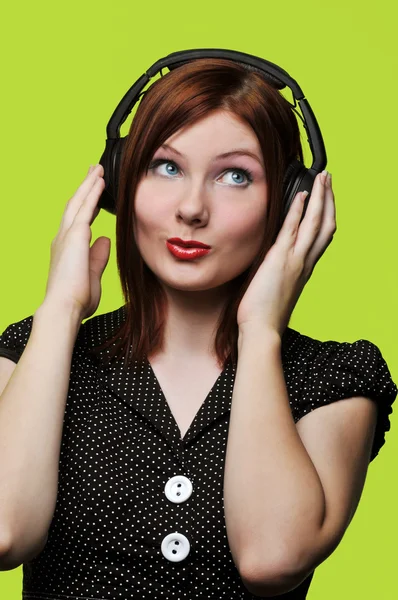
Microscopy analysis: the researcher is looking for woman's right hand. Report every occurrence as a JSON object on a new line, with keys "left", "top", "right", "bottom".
{"left": 43, "top": 164, "right": 111, "bottom": 322}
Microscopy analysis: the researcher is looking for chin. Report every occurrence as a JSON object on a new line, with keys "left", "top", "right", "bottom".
{"left": 142, "top": 254, "right": 251, "bottom": 294}
{"left": 159, "top": 271, "right": 243, "bottom": 295}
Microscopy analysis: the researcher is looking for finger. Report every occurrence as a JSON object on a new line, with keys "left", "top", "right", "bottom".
{"left": 61, "top": 165, "right": 103, "bottom": 214}
{"left": 305, "top": 173, "right": 336, "bottom": 268}
{"left": 70, "top": 164, "right": 104, "bottom": 208}
{"left": 89, "top": 205, "right": 101, "bottom": 227}
{"left": 73, "top": 176, "right": 105, "bottom": 225}
{"left": 275, "top": 189, "right": 309, "bottom": 252}
{"left": 294, "top": 171, "right": 327, "bottom": 257}
{"left": 89, "top": 236, "right": 111, "bottom": 279}
{"left": 60, "top": 164, "right": 104, "bottom": 232}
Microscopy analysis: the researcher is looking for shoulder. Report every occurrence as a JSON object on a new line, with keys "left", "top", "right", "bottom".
{"left": 80, "top": 304, "right": 127, "bottom": 349}
{"left": 282, "top": 326, "right": 393, "bottom": 382}
{"left": 282, "top": 326, "right": 397, "bottom": 461}
{"left": 0, "top": 305, "right": 127, "bottom": 363}
{"left": 0, "top": 314, "right": 34, "bottom": 362}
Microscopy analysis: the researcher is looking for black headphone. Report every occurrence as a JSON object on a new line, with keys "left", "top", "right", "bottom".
{"left": 98, "top": 48, "right": 327, "bottom": 220}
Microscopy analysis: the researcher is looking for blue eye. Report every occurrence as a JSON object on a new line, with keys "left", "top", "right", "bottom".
{"left": 148, "top": 159, "right": 180, "bottom": 178}
{"left": 164, "top": 162, "right": 179, "bottom": 176}
{"left": 231, "top": 172, "right": 245, "bottom": 184}
{"left": 218, "top": 169, "right": 253, "bottom": 186}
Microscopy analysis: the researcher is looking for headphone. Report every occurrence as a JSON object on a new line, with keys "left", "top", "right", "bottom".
{"left": 97, "top": 48, "right": 327, "bottom": 220}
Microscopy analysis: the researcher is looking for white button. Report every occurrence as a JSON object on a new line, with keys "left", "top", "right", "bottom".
{"left": 164, "top": 475, "right": 193, "bottom": 504}
{"left": 161, "top": 532, "right": 190, "bottom": 562}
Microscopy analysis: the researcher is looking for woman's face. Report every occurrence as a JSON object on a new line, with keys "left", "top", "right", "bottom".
{"left": 133, "top": 109, "right": 268, "bottom": 295}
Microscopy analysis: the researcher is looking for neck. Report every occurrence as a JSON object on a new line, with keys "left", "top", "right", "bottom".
{"left": 154, "top": 283, "right": 233, "bottom": 361}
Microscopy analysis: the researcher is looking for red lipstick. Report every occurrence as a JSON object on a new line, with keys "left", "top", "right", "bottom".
{"left": 166, "top": 238, "right": 211, "bottom": 260}
{"left": 167, "top": 238, "right": 211, "bottom": 249}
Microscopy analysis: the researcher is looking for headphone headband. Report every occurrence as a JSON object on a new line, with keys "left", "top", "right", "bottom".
{"left": 98, "top": 48, "right": 327, "bottom": 217}
{"left": 106, "top": 48, "right": 325, "bottom": 172}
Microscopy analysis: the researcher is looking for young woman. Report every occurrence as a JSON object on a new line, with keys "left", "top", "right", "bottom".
{"left": 0, "top": 57, "right": 396, "bottom": 599}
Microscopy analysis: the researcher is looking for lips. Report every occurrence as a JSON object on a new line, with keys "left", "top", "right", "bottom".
{"left": 167, "top": 237, "right": 211, "bottom": 249}
{"left": 166, "top": 241, "right": 211, "bottom": 260}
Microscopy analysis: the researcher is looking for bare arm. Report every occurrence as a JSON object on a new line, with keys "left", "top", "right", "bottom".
{"left": 223, "top": 327, "right": 376, "bottom": 596}
{"left": 0, "top": 162, "right": 110, "bottom": 570}
{"left": 0, "top": 302, "right": 82, "bottom": 570}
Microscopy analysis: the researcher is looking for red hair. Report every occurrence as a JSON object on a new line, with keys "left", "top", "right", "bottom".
{"left": 88, "top": 58, "right": 304, "bottom": 370}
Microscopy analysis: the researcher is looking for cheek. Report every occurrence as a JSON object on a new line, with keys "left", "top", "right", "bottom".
{"left": 221, "top": 207, "right": 267, "bottom": 246}
{"left": 134, "top": 183, "right": 169, "bottom": 237}
{"left": 218, "top": 184, "right": 268, "bottom": 241}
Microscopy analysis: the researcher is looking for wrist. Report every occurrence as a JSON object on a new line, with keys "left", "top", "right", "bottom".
{"left": 35, "top": 300, "right": 84, "bottom": 334}
{"left": 238, "top": 324, "right": 282, "bottom": 353}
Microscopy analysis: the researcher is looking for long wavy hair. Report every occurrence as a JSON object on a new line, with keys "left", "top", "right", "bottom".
{"left": 88, "top": 58, "right": 304, "bottom": 370}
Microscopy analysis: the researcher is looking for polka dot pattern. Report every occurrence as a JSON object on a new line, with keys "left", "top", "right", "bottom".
{"left": 0, "top": 306, "right": 396, "bottom": 600}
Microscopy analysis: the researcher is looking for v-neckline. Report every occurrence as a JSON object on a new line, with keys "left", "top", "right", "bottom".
{"left": 146, "top": 358, "right": 227, "bottom": 441}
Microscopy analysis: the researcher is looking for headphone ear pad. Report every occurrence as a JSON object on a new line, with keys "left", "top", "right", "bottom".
{"left": 282, "top": 159, "right": 317, "bottom": 220}
{"left": 98, "top": 137, "right": 126, "bottom": 215}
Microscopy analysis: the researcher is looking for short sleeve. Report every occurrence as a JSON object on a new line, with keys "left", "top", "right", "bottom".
{"left": 0, "top": 315, "right": 34, "bottom": 364}
{"left": 296, "top": 338, "right": 397, "bottom": 462}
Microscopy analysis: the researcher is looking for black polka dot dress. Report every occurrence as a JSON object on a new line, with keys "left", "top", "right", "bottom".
{"left": 0, "top": 305, "right": 396, "bottom": 600}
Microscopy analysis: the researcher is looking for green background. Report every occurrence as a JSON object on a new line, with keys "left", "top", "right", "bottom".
{"left": 0, "top": 0, "right": 397, "bottom": 597}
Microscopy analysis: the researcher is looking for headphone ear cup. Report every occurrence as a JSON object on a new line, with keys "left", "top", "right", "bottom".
{"left": 282, "top": 159, "right": 317, "bottom": 221}
{"left": 98, "top": 137, "right": 126, "bottom": 215}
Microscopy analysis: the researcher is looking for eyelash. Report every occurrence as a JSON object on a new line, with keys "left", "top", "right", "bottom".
{"left": 147, "top": 157, "right": 254, "bottom": 185}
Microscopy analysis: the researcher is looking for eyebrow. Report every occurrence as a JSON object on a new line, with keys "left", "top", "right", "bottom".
{"left": 158, "top": 143, "right": 264, "bottom": 167}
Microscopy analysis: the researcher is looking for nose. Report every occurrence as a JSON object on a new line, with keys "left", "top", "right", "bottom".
{"left": 175, "top": 181, "right": 209, "bottom": 225}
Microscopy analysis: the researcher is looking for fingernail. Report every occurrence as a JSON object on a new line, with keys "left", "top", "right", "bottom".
{"left": 321, "top": 170, "right": 328, "bottom": 185}
{"left": 327, "top": 172, "right": 332, "bottom": 186}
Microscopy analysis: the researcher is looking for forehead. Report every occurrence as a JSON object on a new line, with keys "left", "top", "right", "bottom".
{"left": 164, "top": 110, "right": 260, "bottom": 153}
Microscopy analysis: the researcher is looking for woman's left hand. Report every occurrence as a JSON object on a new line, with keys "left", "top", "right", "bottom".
{"left": 236, "top": 170, "right": 336, "bottom": 336}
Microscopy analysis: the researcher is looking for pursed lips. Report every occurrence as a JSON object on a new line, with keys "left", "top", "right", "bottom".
{"left": 167, "top": 237, "right": 211, "bottom": 249}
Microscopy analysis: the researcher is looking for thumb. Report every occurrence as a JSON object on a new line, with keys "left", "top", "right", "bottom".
{"left": 89, "top": 236, "right": 111, "bottom": 279}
